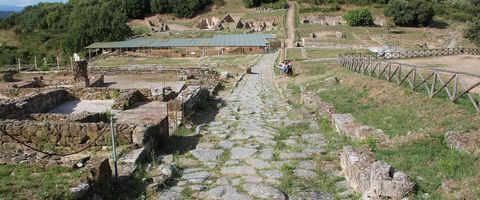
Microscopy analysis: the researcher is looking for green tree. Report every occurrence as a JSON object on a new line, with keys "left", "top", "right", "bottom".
{"left": 65, "top": 2, "right": 132, "bottom": 53}
{"left": 122, "top": 0, "right": 149, "bottom": 19}
{"left": 385, "top": 0, "right": 434, "bottom": 26}
{"left": 150, "top": 0, "right": 172, "bottom": 13}
{"left": 343, "top": 8, "right": 374, "bottom": 26}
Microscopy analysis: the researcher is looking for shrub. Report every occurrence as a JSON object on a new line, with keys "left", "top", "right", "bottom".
{"left": 343, "top": 8, "right": 374, "bottom": 26}
{"left": 465, "top": 19, "right": 480, "bottom": 47}
{"left": 385, "top": 0, "right": 435, "bottom": 27}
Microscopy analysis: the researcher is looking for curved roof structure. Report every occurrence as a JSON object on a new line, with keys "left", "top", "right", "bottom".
{"left": 86, "top": 34, "right": 276, "bottom": 49}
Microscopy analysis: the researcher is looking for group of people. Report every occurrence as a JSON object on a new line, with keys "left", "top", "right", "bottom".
{"left": 278, "top": 60, "right": 293, "bottom": 77}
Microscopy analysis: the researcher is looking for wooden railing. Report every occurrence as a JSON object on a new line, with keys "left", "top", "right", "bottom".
{"left": 339, "top": 48, "right": 480, "bottom": 60}
{"left": 338, "top": 48, "right": 480, "bottom": 112}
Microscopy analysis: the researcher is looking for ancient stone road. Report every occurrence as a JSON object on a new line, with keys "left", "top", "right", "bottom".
{"left": 286, "top": 1, "right": 296, "bottom": 48}
{"left": 158, "top": 54, "right": 340, "bottom": 199}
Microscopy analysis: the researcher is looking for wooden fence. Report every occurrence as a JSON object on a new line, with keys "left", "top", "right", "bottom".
{"left": 339, "top": 48, "right": 480, "bottom": 60}
{"left": 338, "top": 48, "right": 480, "bottom": 112}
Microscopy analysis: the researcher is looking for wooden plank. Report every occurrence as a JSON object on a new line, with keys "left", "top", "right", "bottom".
{"left": 430, "top": 72, "right": 437, "bottom": 98}
{"left": 433, "top": 74, "right": 455, "bottom": 98}
{"left": 453, "top": 80, "right": 480, "bottom": 102}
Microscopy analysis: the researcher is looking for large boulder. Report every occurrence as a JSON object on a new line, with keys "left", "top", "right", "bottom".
{"left": 86, "top": 158, "right": 112, "bottom": 194}
{"left": 340, "top": 146, "right": 376, "bottom": 192}
{"left": 445, "top": 130, "right": 480, "bottom": 156}
{"left": 363, "top": 162, "right": 415, "bottom": 199}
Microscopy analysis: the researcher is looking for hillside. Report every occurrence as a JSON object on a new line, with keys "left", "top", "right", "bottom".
{"left": 0, "top": 11, "right": 14, "bottom": 19}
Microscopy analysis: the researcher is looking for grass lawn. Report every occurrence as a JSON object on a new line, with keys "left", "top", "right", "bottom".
{"left": 286, "top": 48, "right": 304, "bottom": 61}
{"left": 129, "top": 24, "right": 150, "bottom": 36}
{"left": 283, "top": 59, "right": 480, "bottom": 198}
{"left": 0, "top": 164, "right": 84, "bottom": 200}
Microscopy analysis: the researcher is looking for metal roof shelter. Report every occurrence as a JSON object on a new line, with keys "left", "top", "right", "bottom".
{"left": 85, "top": 34, "right": 276, "bottom": 49}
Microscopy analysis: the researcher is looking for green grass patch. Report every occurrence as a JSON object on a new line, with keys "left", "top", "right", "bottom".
{"left": 130, "top": 24, "right": 150, "bottom": 36}
{"left": 278, "top": 158, "right": 357, "bottom": 199}
{"left": 274, "top": 122, "right": 310, "bottom": 141}
{"left": 376, "top": 136, "right": 480, "bottom": 198}
{"left": 0, "top": 164, "right": 84, "bottom": 200}
{"left": 286, "top": 48, "right": 304, "bottom": 61}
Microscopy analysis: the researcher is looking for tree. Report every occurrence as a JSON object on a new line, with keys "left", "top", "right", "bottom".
{"left": 150, "top": 0, "right": 172, "bottom": 13}
{"left": 122, "top": 0, "right": 149, "bottom": 19}
{"left": 65, "top": 2, "right": 132, "bottom": 53}
{"left": 343, "top": 8, "right": 374, "bottom": 26}
{"left": 411, "top": 0, "right": 435, "bottom": 26}
{"left": 385, "top": 0, "right": 434, "bottom": 26}
{"left": 466, "top": 19, "right": 480, "bottom": 47}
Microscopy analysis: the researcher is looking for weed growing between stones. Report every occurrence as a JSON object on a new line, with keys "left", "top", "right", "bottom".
{"left": 279, "top": 164, "right": 296, "bottom": 194}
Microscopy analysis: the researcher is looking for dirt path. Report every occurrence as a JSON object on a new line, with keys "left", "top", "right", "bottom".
{"left": 156, "top": 54, "right": 350, "bottom": 199}
{"left": 286, "top": 1, "right": 296, "bottom": 48}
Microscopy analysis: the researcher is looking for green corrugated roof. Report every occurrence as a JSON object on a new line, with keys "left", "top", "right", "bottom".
{"left": 85, "top": 34, "right": 276, "bottom": 49}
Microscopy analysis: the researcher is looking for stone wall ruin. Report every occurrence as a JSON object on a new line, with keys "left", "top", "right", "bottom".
{"left": 300, "top": 90, "right": 415, "bottom": 199}
{"left": 340, "top": 146, "right": 415, "bottom": 199}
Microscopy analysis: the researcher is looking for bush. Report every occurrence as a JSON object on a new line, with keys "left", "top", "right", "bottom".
{"left": 465, "top": 19, "right": 480, "bottom": 47}
{"left": 343, "top": 8, "right": 374, "bottom": 26}
{"left": 385, "top": 0, "right": 434, "bottom": 27}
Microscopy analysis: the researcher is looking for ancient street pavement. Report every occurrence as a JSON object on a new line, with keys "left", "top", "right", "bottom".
{"left": 158, "top": 54, "right": 335, "bottom": 199}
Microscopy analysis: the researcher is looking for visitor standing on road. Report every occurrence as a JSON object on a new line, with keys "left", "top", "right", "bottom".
{"left": 287, "top": 61, "right": 293, "bottom": 76}
{"left": 277, "top": 61, "right": 287, "bottom": 77}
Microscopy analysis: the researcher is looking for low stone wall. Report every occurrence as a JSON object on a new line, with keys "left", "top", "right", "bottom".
{"left": 332, "top": 113, "right": 388, "bottom": 143}
{"left": 29, "top": 112, "right": 108, "bottom": 123}
{"left": 168, "top": 86, "right": 209, "bottom": 118}
{"left": 0, "top": 115, "right": 169, "bottom": 150}
{"left": 0, "top": 89, "right": 75, "bottom": 119}
{"left": 300, "top": 91, "right": 335, "bottom": 118}
{"left": 445, "top": 131, "right": 480, "bottom": 156}
{"left": 340, "top": 146, "right": 415, "bottom": 199}
{"left": 12, "top": 77, "right": 44, "bottom": 88}
{"left": 112, "top": 90, "right": 147, "bottom": 110}
{"left": 89, "top": 65, "right": 218, "bottom": 80}
{"left": 0, "top": 87, "right": 161, "bottom": 103}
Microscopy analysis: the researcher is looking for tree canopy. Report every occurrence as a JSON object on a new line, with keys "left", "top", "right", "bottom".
{"left": 343, "top": 8, "right": 374, "bottom": 26}
{"left": 385, "top": 0, "right": 435, "bottom": 27}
